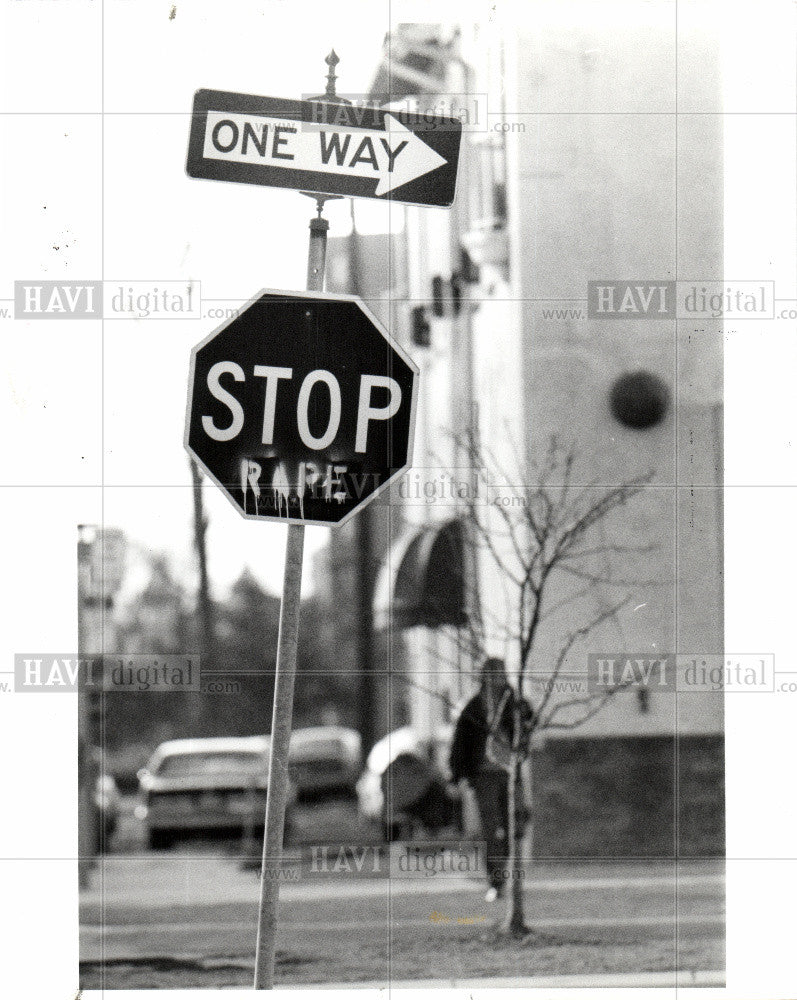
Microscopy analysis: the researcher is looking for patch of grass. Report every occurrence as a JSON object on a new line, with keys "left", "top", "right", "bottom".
{"left": 80, "top": 924, "right": 722, "bottom": 988}
{"left": 80, "top": 951, "right": 318, "bottom": 990}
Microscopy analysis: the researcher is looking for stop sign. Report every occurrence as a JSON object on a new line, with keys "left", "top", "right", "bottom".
{"left": 185, "top": 289, "right": 419, "bottom": 526}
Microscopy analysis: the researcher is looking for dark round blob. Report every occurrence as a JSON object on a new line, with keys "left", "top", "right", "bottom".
{"left": 609, "top": 370, "right": 670, "bottom": 429}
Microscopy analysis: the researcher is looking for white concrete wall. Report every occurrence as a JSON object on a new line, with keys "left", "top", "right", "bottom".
{"left": 501, "top": 8, "right": 723, "bottom": 735}
{"left": 390, "top": 9, "right": 724, "bottom": 737}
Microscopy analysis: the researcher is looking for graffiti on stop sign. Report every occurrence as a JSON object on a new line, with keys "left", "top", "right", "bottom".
{"left": 185, "top": 289, "right": 419, "bottom": 527}
{"left": 240, "top": 457, "right": 380, "bottom": 520}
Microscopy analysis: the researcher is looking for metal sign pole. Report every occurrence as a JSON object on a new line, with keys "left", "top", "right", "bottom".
{"left": 253, "top": 189, "right": 331, "bottom": 995}
{"left": 253, "top": 522, "right": 305, "bottom": 990}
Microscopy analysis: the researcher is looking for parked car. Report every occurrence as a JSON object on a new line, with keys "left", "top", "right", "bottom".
{"left": 136, "top": 736, "right": 294, "bottom": 850}
{"left": 94, "top": 772, "right": 121, "bottom": 852}
{"left": 288, "top": 726, "right": 362, "bottom": 801}
{"left": 356, "top": 725, "right": 462, "bottom": 841}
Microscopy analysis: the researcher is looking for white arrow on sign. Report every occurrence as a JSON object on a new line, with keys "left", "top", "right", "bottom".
{"left": 202, "top": 110, "right": 447, "bottom": 196}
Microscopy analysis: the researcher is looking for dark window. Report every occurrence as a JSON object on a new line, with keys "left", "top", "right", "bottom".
{"left": 411, "top": 306, "right": 431, "bottom": 347}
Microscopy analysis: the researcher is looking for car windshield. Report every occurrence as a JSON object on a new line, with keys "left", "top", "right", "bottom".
{"left": 156, "top": 751, "right": 264, "bottom": 777}
{"left": 292, "top": 739, "right": 342, "bottom": 759}
{"left": 366, "top": 729, "right": 419, "bottom": 773}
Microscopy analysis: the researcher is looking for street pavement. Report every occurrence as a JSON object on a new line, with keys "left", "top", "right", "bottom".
{"left": 81, "top": 852, "right": 724, "bottom": 963}
{"left": 81, "top": 799, "right": 724, "bottom": 986}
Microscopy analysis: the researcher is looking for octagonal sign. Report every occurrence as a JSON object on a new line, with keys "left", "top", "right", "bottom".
{"left": 185, "top": 288, "right": 419, "bottom": 527}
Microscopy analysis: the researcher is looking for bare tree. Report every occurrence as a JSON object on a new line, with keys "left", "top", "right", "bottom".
{"left": 449, "top": 433, "right": 656, "bottom": 937}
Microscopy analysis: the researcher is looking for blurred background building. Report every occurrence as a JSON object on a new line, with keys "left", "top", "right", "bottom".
{"left": 319, "top": 11, "right": 723, "bottom": 856}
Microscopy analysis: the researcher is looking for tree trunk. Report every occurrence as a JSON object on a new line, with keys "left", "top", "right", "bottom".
{"left": 501, "top": 754, "right": 529, "bottom": 936}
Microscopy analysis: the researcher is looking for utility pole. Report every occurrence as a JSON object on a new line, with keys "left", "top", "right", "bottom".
{"left": 349, "top": 200, "right": 377, "bottom": 755}
{"left": 77, "top": 527, "right": 98, "bottom": 890}
{"left": 77, "top": 525, "right": 124, "bottom": 885}
{"left": 189, "top": 457, "right": 214, "bottom": 733}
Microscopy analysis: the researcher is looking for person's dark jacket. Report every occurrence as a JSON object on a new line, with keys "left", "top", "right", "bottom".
{"left": 449, "top": 685, "right": 534, "bottom": 782}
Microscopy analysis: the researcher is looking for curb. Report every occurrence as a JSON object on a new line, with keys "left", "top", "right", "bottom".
{"left": 79, "top": 956, "right": 725, "bottom": 991}
{"left": 288, "top": 970, "right": 727, "bottom": 989}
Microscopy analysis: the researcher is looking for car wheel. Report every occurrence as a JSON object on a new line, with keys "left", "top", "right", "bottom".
{"left": 283, "top": 810, "right": 296, "bottom": 847}
{"left": 148, "top": 829, "right": 174, "bottom": 851}
{"left": 382, "top": 821, "right": 402, "bottom": 843}
{"left": 97, "top": 820, "right": 115, "bottom": 854}
{"left": 251, "top": 815, "right": 293, "bottom": 847}
{"left": 95, "top": 830, "right": 109, "bottom": 855}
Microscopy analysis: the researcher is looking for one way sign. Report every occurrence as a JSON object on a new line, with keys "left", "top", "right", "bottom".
{"left": 187, "top": 89, "right": 461, "bottom": 207}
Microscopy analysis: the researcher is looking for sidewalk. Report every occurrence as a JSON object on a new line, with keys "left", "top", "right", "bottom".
{"left": 80, "top": 855, "right": 725, "bottom": 990}
{"left": 81, "top": 854, "right": 724, "bottom": 975}
{"left": 80, "top": 853, "right": 724, "bottom": 910}
{"left": 291, "top": 970, "right": 726, "bottom": 989}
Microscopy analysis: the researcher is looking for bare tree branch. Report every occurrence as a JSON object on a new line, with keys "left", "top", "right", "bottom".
{"left": 553, "top": 475, "right": 653, "bottom": 561}
{"left": 541, "top": 678, "right": 638, "bottom": 730}
{"left": 563, "top": 541, "right": 659, "bottom": 560}
{"left": 535, "top": 598, "right": 630, "bottom": 719}
{"left": 555, "top": 562, "right": 664, "bottom": 589}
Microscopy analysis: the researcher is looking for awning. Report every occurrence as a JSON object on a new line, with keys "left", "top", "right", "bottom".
{"left": 373, "top": 519, "right": 468, "bottom": 630}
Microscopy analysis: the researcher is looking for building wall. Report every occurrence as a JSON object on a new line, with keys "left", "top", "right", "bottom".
{"left": 532, "top": 734, "right": 724, "bottom": 857}
{"left": 321, "top": 223, "right": 426, "bottom": 744}
{"left": 354, "top": 14, "right": 724, "bottom": 855}
{"left": 320, "top": 12, "right": 731, "bottom": 857}
{"left": 497, "top": 13, "right": 723, "bottom": 736}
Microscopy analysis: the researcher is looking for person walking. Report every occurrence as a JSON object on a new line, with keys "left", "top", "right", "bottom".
{"left": 449, "top": 658, "right": 533, "bottom": 901}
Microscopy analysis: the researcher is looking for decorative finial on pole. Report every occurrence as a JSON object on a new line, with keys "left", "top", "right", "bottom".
{"left": 325, "top": 49, "right": 340, "bottom": 99}
{"left": 299, "top": 51, "right": 347, "bottom": 208}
